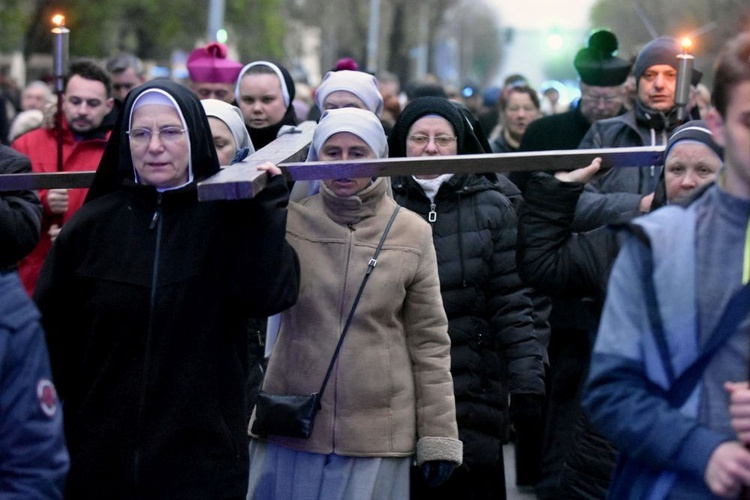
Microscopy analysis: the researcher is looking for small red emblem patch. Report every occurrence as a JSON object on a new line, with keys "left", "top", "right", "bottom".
{"left": 36, "top": 379, "right": 58, "bottom": 418}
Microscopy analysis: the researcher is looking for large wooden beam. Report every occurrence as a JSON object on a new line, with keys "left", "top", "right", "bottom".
{"left": 0, "top": 171, "right": 96, "bottom": 191}
{"left": 198, "top": 145, "right": 665, "bottom": 201}
{"left": 196, "top": 121, "right": 316, "bottom": 201}
{"left": 0, "top": 118, "right": 664, "bottom": 200}
{"left": 0, "top": 121, "right": 317, "bottom": 194}
{"left": 283, "top": 146, "right": 665, "bottom": 181}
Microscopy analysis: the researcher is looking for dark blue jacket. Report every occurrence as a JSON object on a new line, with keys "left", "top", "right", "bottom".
{"left": 584, "top": 186, "right": 741, "bottom": 499}
{"left": 0, "top": 271, "right": 68, "bottom": 498}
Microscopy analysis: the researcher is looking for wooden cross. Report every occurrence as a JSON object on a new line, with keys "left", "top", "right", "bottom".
{"left": 0, "top": 120, "right": 665, "bottom": 198}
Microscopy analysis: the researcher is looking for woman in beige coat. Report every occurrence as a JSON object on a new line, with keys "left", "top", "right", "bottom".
{"left": 247, "top": 108, "right": 462, "bottom": 499}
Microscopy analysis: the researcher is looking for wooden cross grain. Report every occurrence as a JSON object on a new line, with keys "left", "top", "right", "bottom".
{"left": 0, "top": 119, "right": 665, "bottom": 199}
{"left": 0, "top": 121, "right": 316, "bottom": 193}
{"left": 198, "top": 145, "right": 665, "bottom": 201}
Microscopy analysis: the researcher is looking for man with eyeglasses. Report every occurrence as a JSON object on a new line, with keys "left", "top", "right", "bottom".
{"left": 12, "top": 59, "right": 114, "bottom": 295}
{"left": 521, "top": 29, "right": 630, "bottom": 156}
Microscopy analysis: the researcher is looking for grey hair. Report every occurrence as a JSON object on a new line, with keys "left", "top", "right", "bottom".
{"left": 106, "top": 53, "right": 145, "bottom": 76}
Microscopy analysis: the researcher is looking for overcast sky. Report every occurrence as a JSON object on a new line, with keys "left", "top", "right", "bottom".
{"left": 488, "top": 0, "right": 597, "bottom": 30}
{"left": 485, "top": 0, "right": 599, "bottom": 89}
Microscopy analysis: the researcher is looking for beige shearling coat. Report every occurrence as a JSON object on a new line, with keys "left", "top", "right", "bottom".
{"left": 251, "top": 178, "right": 462, "bottom": 466}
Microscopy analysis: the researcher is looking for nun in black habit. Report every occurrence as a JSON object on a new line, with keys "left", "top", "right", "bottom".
{"left": 34, "top": 79, "right": 300, "bottom": 498}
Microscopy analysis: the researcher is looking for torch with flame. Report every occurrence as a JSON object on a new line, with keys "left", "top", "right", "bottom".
{"left": 51, "top": 14, "right": 69, "bottom": 94}
{"left": 51, "top": 14, "right": 69, "bottom": 176}
{"left": 675, "top": 36, "right": 694, "bottom": 123}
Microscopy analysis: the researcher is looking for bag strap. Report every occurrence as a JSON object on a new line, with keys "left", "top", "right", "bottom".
{"left": 316, "top": 205, "right": 401, "bottom": 406}
{"left": 667, "top": 281, "right": 750, "bottom": 407}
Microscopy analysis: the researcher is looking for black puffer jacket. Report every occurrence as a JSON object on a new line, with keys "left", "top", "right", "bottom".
{"left": 516, "top": 171, "right": 690, "bottom": 499}
{"left": 518, "top": 173, "right": 623, "bottom": 304}
{"left": 393, "top": 172, "right": 543, "bottom": 467}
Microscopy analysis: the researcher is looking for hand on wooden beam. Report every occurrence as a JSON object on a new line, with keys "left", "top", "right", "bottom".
{"left": 254, "top": 162, "right": 283, "bottom": 177}
{"left": 554, "top": 157, "right": 602, "bottom": 184}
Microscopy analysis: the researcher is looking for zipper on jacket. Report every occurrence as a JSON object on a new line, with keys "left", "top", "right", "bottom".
{"left": 456, "top": 194, "right": 468, "bottom": 287}
{"left": 149, "top": 202, "right": 161, "bottom": 229}
{"left": 134, "top": 192, "right": 163, "bottom": 488}
{"left": 428, "top": 203, "right": 437, "bottom": 223}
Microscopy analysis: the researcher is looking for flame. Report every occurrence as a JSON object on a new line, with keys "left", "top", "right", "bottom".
{"left": 52, "top": 14, "right": 65, "bottom": 27}
{"left": 681, "top": 37, "right": 692, "bottom": 51}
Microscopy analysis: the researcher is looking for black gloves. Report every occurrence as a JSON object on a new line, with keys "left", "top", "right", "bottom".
{"left": 510, "top": 394, "right": 545, "bottom": 487}
{"left": 509, "top": 393, "right": 544, "bottom": 426}
{"left": 420, "top": 460, "right": 456, "bottom": 488}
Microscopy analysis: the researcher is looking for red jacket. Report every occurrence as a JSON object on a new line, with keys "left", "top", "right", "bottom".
{"left": 12, "top": 120, "right": 110, "bottom": 294}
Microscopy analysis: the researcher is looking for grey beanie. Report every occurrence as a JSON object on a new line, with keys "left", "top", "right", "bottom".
{"left": 633, "top": 37, "right": 680, "bottom": 81}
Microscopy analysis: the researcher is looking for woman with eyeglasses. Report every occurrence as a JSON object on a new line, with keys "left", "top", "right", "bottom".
{"left": 390, "top": 96, "right": 544, "bottom": 499}
{"left": 33, "top": 80, "right": 300, "bottom": 498}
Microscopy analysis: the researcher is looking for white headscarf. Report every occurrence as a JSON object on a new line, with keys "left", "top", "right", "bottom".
{"left": 129, "top": 89, "right": 194, "bottom": 190}
{"left": 307, "top": 107, "right": 388, "bottom": 161}
{"left": 234, "top": 61, "right": 291, "bottom": 107}
{"left": 314, "top": 70, "right": 384, "bottom": 116}
{"left": 201, "top": 99, "right": 255, "bottom": 154}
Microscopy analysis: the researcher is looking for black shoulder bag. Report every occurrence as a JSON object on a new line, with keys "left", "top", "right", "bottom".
{"left": 252, "top": 206, "right": 401, "bottom": 439}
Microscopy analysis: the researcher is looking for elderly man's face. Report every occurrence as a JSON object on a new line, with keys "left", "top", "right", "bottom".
{"left": 21, "top": 86, "right": 50, "bottom": 111}
{"left": 664, "top": 142, "right": 721, "bottom": 204}
{"left": 111, "top": 67, "right": 145, "bottom": 102}
{"left": 638, "top": 64, "right": 677, "bottom": 112}
{"left": 191, "top": 82, "right": 235, "bottom": 103}
{"left": 579, "top": 83, "right": 624, "bottom": 123}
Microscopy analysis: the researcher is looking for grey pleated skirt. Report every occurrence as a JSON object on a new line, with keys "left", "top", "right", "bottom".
{"left": 246, "top": 439, "right": 411, "bottom": 500}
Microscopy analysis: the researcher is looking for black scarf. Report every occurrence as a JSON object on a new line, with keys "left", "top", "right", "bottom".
{"left": 247, "top": 105, "right": 298, "bottom": 150}
{"left": 634, "top": 99, "right": 680, "bottom": 135}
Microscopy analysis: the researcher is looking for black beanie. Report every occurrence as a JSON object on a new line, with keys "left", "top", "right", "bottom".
{"left": 388, "top": 96, "right": 484, "bottom": 157}
{"left": 574, "top": 29, "right": 632, "bottom": 86}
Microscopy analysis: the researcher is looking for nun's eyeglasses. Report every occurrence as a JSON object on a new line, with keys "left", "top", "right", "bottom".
{"left": 407, "top": 135, "right": 457, "bottom": 148}
{"left": 127, "top": 127, "right": 186, "bottom": 145}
